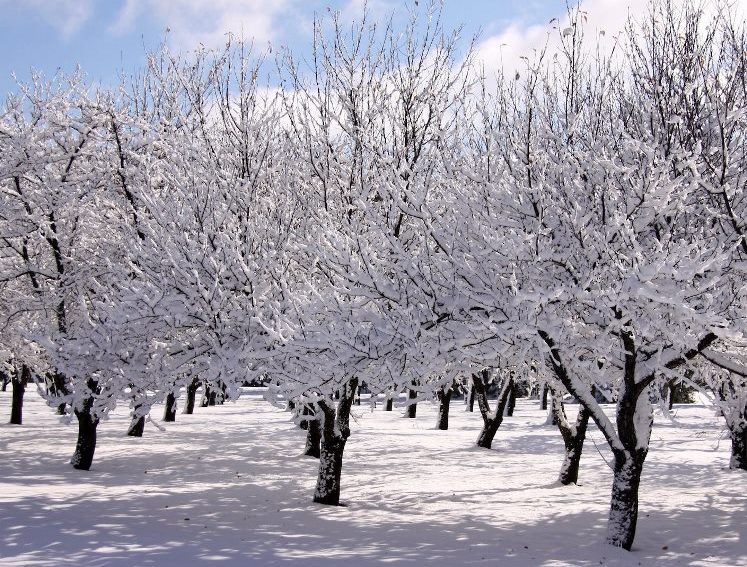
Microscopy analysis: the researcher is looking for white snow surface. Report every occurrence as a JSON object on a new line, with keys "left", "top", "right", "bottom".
{"left": 1, "top": 389, "right": 745, "bottom": 566}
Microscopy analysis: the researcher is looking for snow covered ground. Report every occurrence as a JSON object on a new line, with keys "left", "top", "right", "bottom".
{"left": 0, "top": 389, "right": 745, "bottom": 566}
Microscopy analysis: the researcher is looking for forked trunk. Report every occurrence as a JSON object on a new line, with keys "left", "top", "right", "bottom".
{"left": 552, "top": 393, "right": 590, "bottom": 485}
{"left": 184, "top": 378, "right": 199, "bottom": 414}
{"left": 10, "top": 365, "right": 30, "bottom": 425}
{"left": 473, "top": 371, "right": 514, "bottom": 449}
{"left": 607, "top": 449, "right": 646, "bottom": 550}
{"left": 436, "top": 386, "right": 452, "bottom": 430}
{"left": 476, "top": 417, "right": 502, "bottom": 448}
{"left": 313, "top": 378, "right": 358, "bottom": 506}
{"left": 163, "top": 392, "right": 177, "bottom": 422}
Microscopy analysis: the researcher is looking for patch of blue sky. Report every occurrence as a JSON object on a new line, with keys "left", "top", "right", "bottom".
{"left": 0, "top": 1, "right": 563, "bottom": 96}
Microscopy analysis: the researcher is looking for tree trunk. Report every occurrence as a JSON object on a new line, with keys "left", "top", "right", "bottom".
{"left": 552, "top": 393, "right": 590, "bottom": 485}
{"left": 385, "top": 396, "right": 393, "bottom": 411}
{"left": 315, "top": 433, "right": 345, "bottom": 505}
{"left": 538, "top": 328, "right": 668, "bottom": 552}
{"left": 473, "top": 371, "right": 514, "bottom": 449}
{"left": 71, "top": 383, "right": 99, "bottom": 470}
{"left": 299, "top": 404, "right": 310, "bottom": 430}
{"left": 467, "top": 384, "right": 475, "bottom": 412}
{"left": 184, "top": 378, "right": 198, "bottom": 414}
{"left": 201, "top": 382, "right": 213, "bottom": 407}
{"left": 607, "top": 450, "right": 646, "bottom": 550}
{"left": 9, "top": 365, "right": 29, "bottom": 425}
{"left": 50, "top": 372, "right": 68, "bottom": 415}
{"left": 436, "top": 385, "right": 452, "bottom": 430}
{"left": 304, "top": 407, "right": 322, "bottom": 459}
{"left": 505, "top": 379, "right": 516, "bottom": 416}
{"left": 163, "top": 392, "right": 177, "bottom": 422}
{"left": 313, "top": 378, "right": 357, "bottom": 506}
{"left": 540, "top": 383, "right": 549, "bottom": 410}
{"left": 127, "top": 413, "right": 145, "bottom": 437}
{"left": 729, "top": 424, "right": 746, "bottom": 470}
{"left": 406, "top": 384, "right": 417, "bottom": 418}
{"left": 214, "top": 381, "right": 227, "bottom": 405}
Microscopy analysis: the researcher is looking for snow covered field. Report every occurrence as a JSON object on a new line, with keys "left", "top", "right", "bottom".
{"left": 1, "top": 389, "right": 744, "bottom": 567}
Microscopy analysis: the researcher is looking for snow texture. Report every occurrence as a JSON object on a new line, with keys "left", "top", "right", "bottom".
{"left": 1, "top": 388, "right": 744, "bottom": 566}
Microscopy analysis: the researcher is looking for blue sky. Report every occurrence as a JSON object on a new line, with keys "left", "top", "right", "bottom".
{"left": 0, "top": 0, "right": 650, "bottom": 96}
{"left": 0, "top": 0, "right": 562, "bottom": 95}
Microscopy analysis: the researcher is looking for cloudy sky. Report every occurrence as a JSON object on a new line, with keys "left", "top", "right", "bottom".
{"left": 0, "top": 0, "right": 667, "bottom": 95}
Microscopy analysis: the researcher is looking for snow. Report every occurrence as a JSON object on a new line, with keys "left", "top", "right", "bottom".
{"left": 1, "top": 389, "right": 745, "bottom": 567}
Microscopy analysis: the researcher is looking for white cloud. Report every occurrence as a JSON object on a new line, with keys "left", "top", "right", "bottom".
{"left": 3, "top": 0, "right": 94, "bottom": 39}
{"left": 475, "top": 0, "right": 650, "bottom": 78}
{"left": 110, "top": 0, "right": 291, "bottom": 50}
{"left": 476, "top": 0, "right": 747, "bottom": 80}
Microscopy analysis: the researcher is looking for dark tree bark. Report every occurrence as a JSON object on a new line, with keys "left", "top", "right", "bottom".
{"left": 71, "top": 379, "right": 100, "bottom": 470}
{"left": 163, "top": 391, "right": 177, "bottom": 422}
{"left": 505, "top": 378, "right": 516, "bottom": 416}
{"left": 538, "top": 328, "right": 718, "bottom": 551}
{"left": 201, "top": 382, "right": 216, "bottom": 407}
{"left": 406, "top": 383, "right": 417, "bottom": 418}
{"left": 313, "top": 378, "right": 358, "bottom": 506}
{"left": 299, "top": 403, "right": 310, "bottom": 430}
{"left": 215, "top": 381, "right": 227, "bottom": 405}
{"left": 184, "top": 378, "right": 199, "bottom": 414}
{"left": 467, "top": 383, "right": 475, "bottom": 412}
{"left": 730, "top": 424, "right": 746, "bottom": 470}
{"left": 48, "top": 372, "right": 68, "bottom": 415}
{"left": 436, "top": 384, "right": 453, "bottom": 430}
{"left": 1, "top": 369, "right": 9, "bottom": 391}
{"left": 716, "top": 385, "right": 747, "bottom": 470}
{"left": 385, "top": 391, "right": 394, "bottom": 411}
{"left": 540, "top": 383, "right": 549, "bottom": 410}
{"left": 551, "top": 391, "right": 590, "bottom": 485}
{"left": 473, "top": 371, "right": 514, "bottom": 449}
{"left": 10, "top": 365, "right": 30, "bottom": 425}
{"left": 304, "top": 405, "right": 322, "bottom": 458}
{"left": 545, "top": 404, "right": 558, "bottom": 426}
{"left": 608, "top": 448, "right": 646, "bottom": 550}
{"left": 127, "top": 412, "right": 145, "bottom": 437}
